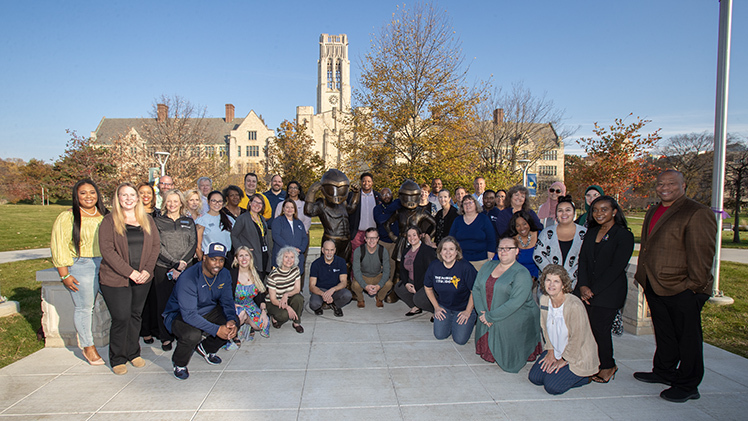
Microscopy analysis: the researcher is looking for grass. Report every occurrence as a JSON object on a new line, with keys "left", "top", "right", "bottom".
{"left": 0, "top": 258, "right": 51, "bottom": 368}
{"left": 702, "top": 261, "right": 748, "bottom": 359}
{"left": 0, "top": 204, "right": 68, "bottom": 252}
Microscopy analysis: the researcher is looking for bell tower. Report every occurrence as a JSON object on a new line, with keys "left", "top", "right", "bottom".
{"left": 317, "top": 34, "right": 350, "bottom": 115}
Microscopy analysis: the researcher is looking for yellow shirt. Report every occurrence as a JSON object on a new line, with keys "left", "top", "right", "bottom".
{"left": 50, "top": 210, "right": 104, "bottom": 267}
{"left": 238, "top": 190, "right": 271, "bottom": 219}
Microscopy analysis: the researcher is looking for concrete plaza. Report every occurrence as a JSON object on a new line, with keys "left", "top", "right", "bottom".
{"left": 1, "top": 292, "right": 747, "bottom": 420}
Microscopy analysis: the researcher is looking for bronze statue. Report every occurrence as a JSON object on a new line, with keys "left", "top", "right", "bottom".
{"left": 385, "top": 179, "right": 436, "bottom": 261}
{"left": 305, "top": 169, "right": 359, "bottom": 262}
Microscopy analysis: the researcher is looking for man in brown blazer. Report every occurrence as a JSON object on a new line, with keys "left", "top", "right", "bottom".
{"left": 633, "top": 170, "right": 717, "bottom": 403}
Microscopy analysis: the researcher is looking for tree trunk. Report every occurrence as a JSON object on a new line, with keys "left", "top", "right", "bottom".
{"left": 733, "top": 170, "right": 742, "bottom": 243}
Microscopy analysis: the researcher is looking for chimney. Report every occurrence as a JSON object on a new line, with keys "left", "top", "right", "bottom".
{"left": 225, "top": 104, "right": 235, "bottom": 122}
{"left": 157, "top": 103, "right": 168, "bottom": 122}
{"left": 493, "top": 108, "right": 504, "bottom": 125}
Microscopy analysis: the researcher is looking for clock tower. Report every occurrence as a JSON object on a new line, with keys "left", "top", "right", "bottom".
{"left": 317, "top": 34, "right": 350, "bottom": 115}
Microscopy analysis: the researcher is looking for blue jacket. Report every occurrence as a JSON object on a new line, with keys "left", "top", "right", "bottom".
{"left": 374, "top": 199, "right": 401, "bottom": 243}
{"left": 162, "top": 262, "right": 237, "bottom": 337}
{"left": 271, "top": 215, "right": 309, "bottom": 272}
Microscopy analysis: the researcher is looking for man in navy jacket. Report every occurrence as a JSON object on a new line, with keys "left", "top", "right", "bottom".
{"left": 163, "top": 242, "right": 238, "bottom": 380}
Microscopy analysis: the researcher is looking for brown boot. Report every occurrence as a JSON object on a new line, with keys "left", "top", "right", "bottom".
{"left": 357, "top": 300, "right": 365, "bottom": 308}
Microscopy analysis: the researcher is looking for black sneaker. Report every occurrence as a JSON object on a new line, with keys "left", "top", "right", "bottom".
{"left": 330, "top": 302, "right": 343, "bottom": 317}
{"left": 173, "top": 365, "right": 189, "bottom": 380}
{"left": 314, "top": 307, "right": 324, "bottom": 316}
{"left": 660, "top": 386, "right": 700, "bottom": 403}
{"left": 196, "top": 343, "right": 222, "bottom": 365}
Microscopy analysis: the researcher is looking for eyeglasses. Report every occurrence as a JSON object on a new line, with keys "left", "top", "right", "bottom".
{"left": 498, "top": 247, "right": 518, "bottom": 252}
{"left": 549, "top": 188, "right": 562, "bottom": 194}
{"left": 209, "top": 199, "right": 223, "bottom": 204}
{"left": 366, "top": 236, "right": 379, "bottom": 241}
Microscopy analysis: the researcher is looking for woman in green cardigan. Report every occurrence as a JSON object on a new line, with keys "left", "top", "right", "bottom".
{"left": 473, "top": 236, "right": 540, "bottom": 373}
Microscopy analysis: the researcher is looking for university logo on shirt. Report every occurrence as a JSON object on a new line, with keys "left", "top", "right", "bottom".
{"left": 451, "top": 276, "right": 460, "bottom": 289}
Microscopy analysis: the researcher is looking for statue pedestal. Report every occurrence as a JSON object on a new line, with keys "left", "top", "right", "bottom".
{"left": 622, "top": 259, "right": 653, "bottom": 335}
{"left": 37, "top": 268, "right": 111, "bottom": 348}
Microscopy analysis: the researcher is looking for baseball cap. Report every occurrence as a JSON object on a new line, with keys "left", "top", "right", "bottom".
{"left": 205, "top": 243, "right": 227, "bottom": 258}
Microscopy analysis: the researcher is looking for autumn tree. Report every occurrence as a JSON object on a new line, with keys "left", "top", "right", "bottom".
{"left": 0, "top": 158, "right": 55, "bottom": 203}
{"left": 264, "top": 120, "right": 326, "bottom": 188}
{"left": 340, "top": 2, "right": 485, "bottom": 187}
{"left": 52, "top": 130, "right": 118, "bottom": 199}
{"left": 473, "top": 83, "right": 575, "bottom": 180}
{"left": 111, "top": 95, "right": 229, "bottom": 190}
{"left": 570, "top": 114, "right": 661, "bottom": 203}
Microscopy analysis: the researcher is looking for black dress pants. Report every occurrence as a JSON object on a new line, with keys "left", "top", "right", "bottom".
{"left": 171, "top": 306, "right": 228, "bottom": 367}
{"left": 644, "top": 281, "right": 709, "bottom": 392}
{"left": 586, "top": 305, "right": 618, "bottom": 370}
{"left": 100, "top": 281, "right": 151, "bottom": 366}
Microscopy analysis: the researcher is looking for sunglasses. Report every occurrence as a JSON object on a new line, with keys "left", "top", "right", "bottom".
{"left": 549, "top": 188, "right": 562, "bottom": 194}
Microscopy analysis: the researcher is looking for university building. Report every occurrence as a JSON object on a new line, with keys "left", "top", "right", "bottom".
{"left": 90, "top": 33, "right": 351, "bottom": 176}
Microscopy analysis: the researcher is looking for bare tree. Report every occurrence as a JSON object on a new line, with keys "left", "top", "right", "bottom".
{"left": 657, "top": 132, "right": 714, "bottom": 202}
{"left": 727, "top": 141, "right": 748, "bottom": 243}
{"left": 473, "top": 82, "right": 577, "bottom": 178}
{"left": 111, "top": 95, "right": 229, "bottom": 189}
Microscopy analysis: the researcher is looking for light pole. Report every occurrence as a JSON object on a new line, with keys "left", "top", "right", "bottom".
{"left": 517, "top": 159, "right": 531, "bottom": 187}
{"left": 155, "top": 151, "right": 170, "bottom": 176}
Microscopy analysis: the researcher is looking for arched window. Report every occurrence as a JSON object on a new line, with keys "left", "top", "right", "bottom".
{"left": 327, "top": 59, "right": 333, "bottom": 89}
{"left": 335, "top": 59, "right": 342, "bottom": 90}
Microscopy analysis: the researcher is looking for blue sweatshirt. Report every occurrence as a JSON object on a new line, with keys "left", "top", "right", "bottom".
{"left": 449, "top": 213, "right": 496, "bottom": 262}
{"left": 162, "top": 262, "right": 237, "bottom": 336}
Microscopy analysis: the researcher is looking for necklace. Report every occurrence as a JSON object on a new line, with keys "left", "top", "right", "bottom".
{"left": 203, "top": 272, "right": 217, "bottom": 289}
{"left": 80, "top": 207, "right": 98, "bottom": 217}
{"left": 518, "top": 233, "right": 531, "bottom": 248}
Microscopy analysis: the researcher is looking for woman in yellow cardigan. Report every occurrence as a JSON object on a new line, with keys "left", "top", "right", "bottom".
{"left": 51, "top": 179, "right": 109, "bottom": 365}
{"left": 529, "top": 264, "right": 599, "bottom": 394}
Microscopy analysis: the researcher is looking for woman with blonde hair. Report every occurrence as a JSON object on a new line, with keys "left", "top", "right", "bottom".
{"left": 184, "top": 189, "right": 203, "bottom": 220}
{"left": 142, "top": 189, "right": 197, "bottom": 351}
{"left": 265, "top": 246, "right": 304, "bottom": 333}
{"left": 230, "top": 246, "right": 270, "bottom": 342}
{"left": 99, "top": 182, "right": 160, "bottom": 375}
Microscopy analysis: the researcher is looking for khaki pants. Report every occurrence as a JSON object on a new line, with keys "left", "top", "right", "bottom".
{"left": 471, "top": 259, "right": 489, "bottom": 272}
{"left": 351, "top": 273, "right": 393, "bottom": 302}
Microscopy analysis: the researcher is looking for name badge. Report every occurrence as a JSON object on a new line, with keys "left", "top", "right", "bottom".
{"left": 262, "top": 245, "right": 268, "bottom": 252}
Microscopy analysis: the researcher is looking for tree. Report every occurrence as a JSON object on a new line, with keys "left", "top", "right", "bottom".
{"left": 473, "top": 83, "right": 576, "bottom": 178}
{"left": 340, "top": 2, "right": 485, "bottom": 186}
{"left": 726, "top": 141, "right": 748, "bottom": 243}
{"left": 52, "top": 130, "right": 118, "bottom": 199}
{"left": 571, "top": 114, "right": 661, "bottom": 203}
{"left": 111, "top": 95, "right": 229, "bottom": 190}
{"left": 264, "top": 120, "right": 326, "bottom": 188}
{"left": 656, "top": 132, "right": 715, "bottom": 204}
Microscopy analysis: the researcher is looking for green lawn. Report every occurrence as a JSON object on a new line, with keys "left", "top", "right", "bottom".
{"left": 0, "top": 204, "right": 68, "bottom": 252}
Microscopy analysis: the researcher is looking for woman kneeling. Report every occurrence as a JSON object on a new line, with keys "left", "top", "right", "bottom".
{"left": 423, "top": 237, "right": 477, "bottom": 345}
{"left": 529, "top": 264, "right": 599, "bottom": 394}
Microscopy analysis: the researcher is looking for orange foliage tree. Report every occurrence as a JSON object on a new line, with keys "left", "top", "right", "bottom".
{"left": 566, "top": 114, "right": 661, "bottom": 203}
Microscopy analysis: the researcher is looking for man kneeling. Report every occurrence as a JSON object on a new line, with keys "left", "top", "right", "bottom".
{"left": 351, "top": 228, "right": 393, "bottom": 308}
{"left": 309, "top": 240, "right": 352, "bottom": 317}
{"left": 163, "top": 243, "right": 238, "bottom": 380}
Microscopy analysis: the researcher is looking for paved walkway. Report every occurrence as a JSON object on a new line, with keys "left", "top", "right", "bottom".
{"left": 2, "top": 292, "right": 748, "bottom": 420}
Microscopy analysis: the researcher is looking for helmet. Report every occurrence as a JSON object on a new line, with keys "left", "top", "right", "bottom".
{"left": 320, "top": 169, "right": 350, "bottom": 205}
{"left": 399, "top": 179, "right": 421, "bottom": 209}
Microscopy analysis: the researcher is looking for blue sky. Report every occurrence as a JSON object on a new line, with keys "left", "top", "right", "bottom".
{"left": 0, "top": 0, "right": 745, "bottom": 162}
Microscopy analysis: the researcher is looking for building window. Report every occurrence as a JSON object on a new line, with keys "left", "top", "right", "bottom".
{"left": 246, "top": 146, "right": 250, "bottom": 156}
{"left": 327, "top": 59, "right": 333, "bottom": 89}
{"left": 219, "top": 146, "right": 226, "bottom": 157}
{"left": 248, "top": 131, "right": 257, "bottom": 141}
{"left": 335, "top": 59, "right": 342, "bottom": 90}
{"left": 248, "top": 145, "right": 259, "bottom": 157}
{"left": 237, "top": 146, "right": 241, "bottom": 157}
{"left": 208, "top": 146, "right": 215, "bottom": 157}
{"left": 541, "top": 150, "right": 558, "bottom": 161}
{"left": 538, "top": 165, "right": 557, "bottom": 176}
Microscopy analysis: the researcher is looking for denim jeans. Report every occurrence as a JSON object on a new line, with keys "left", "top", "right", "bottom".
{"left": 528, "top": 350, "right": 590, "bottom": 395}
{"left": 67, "top": 257, "right": 102, "bottom": 347}
{"left": 433, "top": 308, "right": 476, "bottom": 345}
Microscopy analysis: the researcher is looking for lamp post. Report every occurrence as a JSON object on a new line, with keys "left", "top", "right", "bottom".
{"left": 155, "top": 151, "right": 170, "bottom": 176}
{"left": 517, "top": 159, "right": 531, "bottom": 187}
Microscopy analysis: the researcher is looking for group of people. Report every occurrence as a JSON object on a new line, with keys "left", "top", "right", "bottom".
{"left": 50, "top": 169, "right": 716, "bottom": 402}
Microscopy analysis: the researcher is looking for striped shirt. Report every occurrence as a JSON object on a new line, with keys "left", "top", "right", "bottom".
{"left": 265, "top": 266, "right": 300, "bottom": 302}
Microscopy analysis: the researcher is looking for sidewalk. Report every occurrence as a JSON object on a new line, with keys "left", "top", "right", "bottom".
{"left": 2, "top": 292, "right": 747, "bottom": 420}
